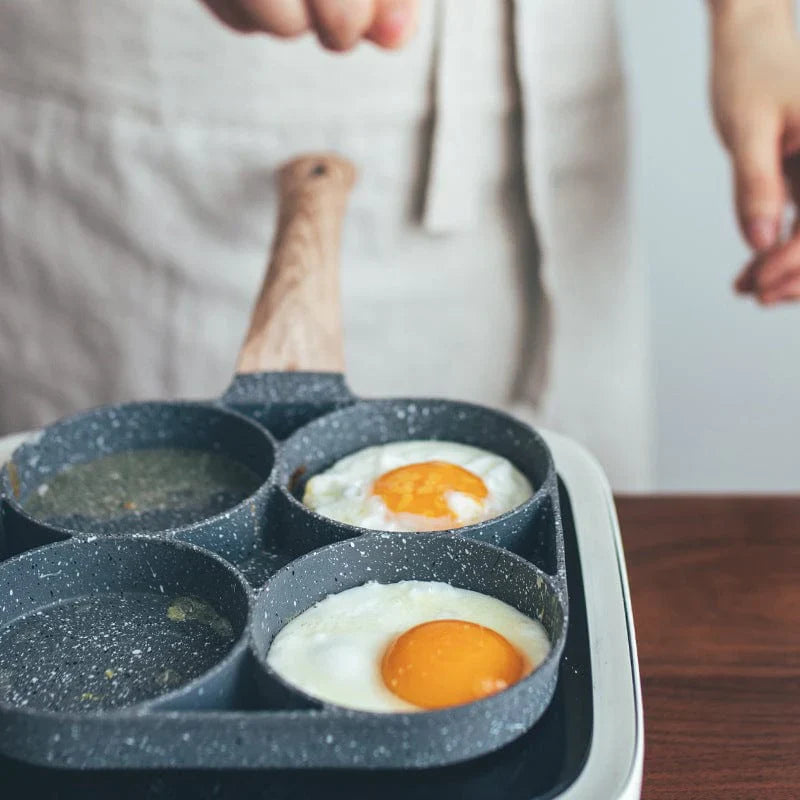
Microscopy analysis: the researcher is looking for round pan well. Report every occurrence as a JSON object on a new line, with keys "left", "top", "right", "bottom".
{"left": 0, "top": 537, "right": 250, "bottom": 713}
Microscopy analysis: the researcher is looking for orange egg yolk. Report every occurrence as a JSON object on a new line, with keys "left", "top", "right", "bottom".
{"left": 371, "top": 461, "right": 488, "bottom": 523}
{"left": 381, "top": 619, "right": 527, "bottom": 710}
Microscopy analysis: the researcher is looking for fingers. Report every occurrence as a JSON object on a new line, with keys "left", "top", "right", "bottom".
{"left": 365, "top": 0, "right": 420, "bottom": 49}
{"left": 240, "top": 0, "right": 310, "bottom": 35}
{"left": 200, "top": 0, "right": 263, "bottom": 31}
{"left": 728, "top": 111, "right": 785, "bottom": 250}
{"left": 747, "top": 221, "right": 800, "bottom": 291}
{"left": 733, "top": 253, "right": 762, "bottom": 294}
{"left": 736, "top": 257, "right": 800, "bottom": 304}
{"left": 734, "top": 156, "right": 800, "bottom": 304}
{"left": 306, "top": 0, "right": 375, "bottom": 51}
{"left": 735, "top": 217, "right": 800, "bottom": 303}
{"left": 202, "top": 0, "right": 310, "bottom": 36}
{"left": 758, "top": 269, "right": 800, "bottom": 304}
{"left": 201, "top": 0, "right": 418, "bottom": 51}
{"left": 784, "top": 151, "right": 800, "bottom": 208}
{"left": 307, "top": 0, "right": 419, "bottom": 51}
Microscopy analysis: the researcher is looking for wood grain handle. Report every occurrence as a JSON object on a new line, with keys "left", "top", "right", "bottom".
{"left": 235, "top": 153, "right": 356, "bottom": 374}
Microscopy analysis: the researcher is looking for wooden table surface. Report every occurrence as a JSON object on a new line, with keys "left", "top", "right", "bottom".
{"left": 617, "top": 496, "right": 800, "bottom": 800}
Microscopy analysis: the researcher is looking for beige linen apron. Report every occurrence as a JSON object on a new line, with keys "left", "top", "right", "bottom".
{"left": 0, "top": 0, "right": 654, "bottom": 489}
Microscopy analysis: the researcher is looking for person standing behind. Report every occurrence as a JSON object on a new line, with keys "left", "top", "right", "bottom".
{"left": 2, "top": 1, "right": 797, "bottom": 490}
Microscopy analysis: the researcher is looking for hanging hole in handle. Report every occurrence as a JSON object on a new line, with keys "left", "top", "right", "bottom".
{"left": 310, "top": 163, "right": 327, "bottom": 177}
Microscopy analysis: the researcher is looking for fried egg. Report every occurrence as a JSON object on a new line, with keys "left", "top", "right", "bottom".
{"left": 265, "top": 580, "right": 550, "bottom": 713}
{"left": 302, "top": 441, "right": 533, "bottom": 531}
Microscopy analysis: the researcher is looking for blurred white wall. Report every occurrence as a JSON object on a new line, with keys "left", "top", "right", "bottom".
{"left": 618, "top": 0, "right": 800, "bottom": 491}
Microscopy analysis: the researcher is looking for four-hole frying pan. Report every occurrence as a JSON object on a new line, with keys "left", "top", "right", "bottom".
{"left": 0, "top": 153, "right": 569, "bottom": 770}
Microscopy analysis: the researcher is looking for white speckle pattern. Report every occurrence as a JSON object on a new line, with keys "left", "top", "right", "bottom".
{"left": 0, "top": 538, "right": 249, "bottom": 714}
{"left": 0, "top": 379, "right": 569, "bottom": 771}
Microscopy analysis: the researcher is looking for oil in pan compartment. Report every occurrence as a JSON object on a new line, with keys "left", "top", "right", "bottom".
{"left": 0, "top": 402, "right": 276, "bottom": 567}
{"left": 22, "top": 447, "right": 264, "bottom": 535}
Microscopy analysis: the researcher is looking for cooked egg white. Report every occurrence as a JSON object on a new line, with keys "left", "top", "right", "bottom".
{"left": 265, "top": 580, "right": 551, "bottom": 713}
{"left": 302, "top": 441, "right": 533, "bottom": 531}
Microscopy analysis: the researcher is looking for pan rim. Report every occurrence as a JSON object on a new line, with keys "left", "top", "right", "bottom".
{"left": 248, "top": 529, "right": 567, "bottom": 720}
{"left": 272, "top": 395, "right": 558, "bottom": 542}
{"left": 0, "top": 533, "right": 254, "bottom": 717}
{"left": 0, "top": 399, "right": 277, "bottom": 541}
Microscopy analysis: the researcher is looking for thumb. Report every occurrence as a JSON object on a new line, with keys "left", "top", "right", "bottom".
{"left": 729, "top": 113, "right": 785, "bottom": 251}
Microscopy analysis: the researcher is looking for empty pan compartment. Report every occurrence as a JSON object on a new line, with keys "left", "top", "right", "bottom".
{"left": 0, "top": 537, "right": 250, "bottom": 713}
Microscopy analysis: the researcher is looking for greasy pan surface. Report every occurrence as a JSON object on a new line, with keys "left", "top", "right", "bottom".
{"left": 0, "top": 402, "right": 275, "bottom": 552}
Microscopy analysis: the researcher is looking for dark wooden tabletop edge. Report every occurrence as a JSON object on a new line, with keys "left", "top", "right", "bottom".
{"left": 614, "top": 492, "right": 800, "bottom": 500}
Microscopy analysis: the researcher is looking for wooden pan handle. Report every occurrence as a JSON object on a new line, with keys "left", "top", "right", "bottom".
{"left": 235, "top": 153, "right": 356, "bottom": 373}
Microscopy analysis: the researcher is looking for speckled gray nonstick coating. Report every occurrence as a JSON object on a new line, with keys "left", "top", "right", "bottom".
{"left": 271, "top": 398, "right": 563, "bottom": 573}
{"left": 0, "top": 400, "right": 276, "bottom": 564}
{"left": 0, "top": 372, "right": 572, "bottom": 771}
{"left": 0, "top": 530, "right": 569, "bottom": 771}
{"left": 249, "top": 532, "right": 567, "bottom": 766}
{"left": 222, "top": 372, "right": 355, "bottom": 439}
{"left": 0, "top": 536, "right": 251, "bottom": 714}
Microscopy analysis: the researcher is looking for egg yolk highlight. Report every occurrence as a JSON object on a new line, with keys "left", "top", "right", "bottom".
{"left": 381, "top": 619, "right": 527, "bottom": 709}
{"left": 371, "top": 461, "right": 488, "bottom": 522}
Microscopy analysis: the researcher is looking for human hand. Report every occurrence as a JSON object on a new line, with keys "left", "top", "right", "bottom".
{"left": 200, "top": 0, "right": 419, "bottom": 51}
{"left": 710, "top": 0, "right": 800, "bottom": 304}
